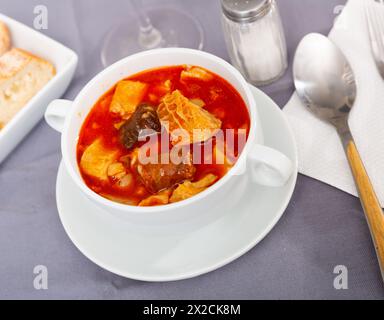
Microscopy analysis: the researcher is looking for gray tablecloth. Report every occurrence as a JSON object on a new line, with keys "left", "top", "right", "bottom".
{"left": 1, "top": 0, "right": 383, "bottom": 300}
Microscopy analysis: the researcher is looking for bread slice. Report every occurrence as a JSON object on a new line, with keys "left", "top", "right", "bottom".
{"left": 0, "top": 21, "right": 11, "bottom": 56}
{"left": 0, "top": 48, "right": 56, "bottom": 128}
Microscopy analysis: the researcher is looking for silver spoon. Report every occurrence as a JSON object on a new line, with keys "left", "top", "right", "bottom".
{"left": 293, "top": 33, "right": 384, "bottom": 280}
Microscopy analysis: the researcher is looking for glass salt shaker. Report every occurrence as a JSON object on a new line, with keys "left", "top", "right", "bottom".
{"left": 221, "top": 0, "right": 288, "bottom": 86}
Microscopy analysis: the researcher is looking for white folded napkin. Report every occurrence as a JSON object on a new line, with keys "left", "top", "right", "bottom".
{"left": 283, "top": 0, "right": 384, "bottom": 207}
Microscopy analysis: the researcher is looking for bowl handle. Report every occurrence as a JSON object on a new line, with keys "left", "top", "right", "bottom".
{"left": 45, "top": 99, "right": 72, "bottom": 133}
{"left": 248, "top": 144, "right": 294, "bottom": 187}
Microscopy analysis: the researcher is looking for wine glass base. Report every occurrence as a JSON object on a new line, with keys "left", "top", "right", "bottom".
{"left": 101, "top": 7, "right": 204, "bottom": 67}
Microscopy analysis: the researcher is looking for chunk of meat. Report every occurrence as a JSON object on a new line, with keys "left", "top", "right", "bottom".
{"left": 136, "top": 154, "right": 196, "bottom": 193}
{"left": 170, "top": 174, "right": 218, "bottom": 203}
{"left": 138, "top": 189, "right": 172, "bottom": 207}
{"left": 157, "top": 90, "right": 221, "bottom": 145}
{"left": 119, "top": 103, "right": 161, "bottom": 149}
{"left": 110, "top": 80, "right": 148, "bottom": 118}
{"left": 80, "top": 139, "right": 119, "bottom": 181}
{"left": 181, "top": 66, "right": 214, "bottom": 82}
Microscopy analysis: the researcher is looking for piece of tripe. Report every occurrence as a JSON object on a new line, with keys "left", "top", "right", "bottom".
{"left": 110, "top": 80, "right": 148, "bottom": 118}
{"left": 157, "top": 90, "right": 222, "bottom": 145}
{"left": 138, "top": 189, "right": 172, "bottom": 207}
{"left": 0, "top": 48, "right": 55, "bottom": 128}
{"left": 180, "top": 66, "right": 214, "bottom": 82}
{"left": 80, "top": 139, "right": 119, "bottom": 181}
{"left": 170, "top": 174, "right": 218, "bottom": 203}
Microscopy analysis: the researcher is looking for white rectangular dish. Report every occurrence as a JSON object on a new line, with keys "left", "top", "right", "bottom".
{"left": 0, "top": 13, "right": 78, "bottom": 164}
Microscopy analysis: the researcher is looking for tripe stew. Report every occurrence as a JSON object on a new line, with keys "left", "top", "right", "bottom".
{"left": 77, "top": 65, "right": 250, "bottom": 206}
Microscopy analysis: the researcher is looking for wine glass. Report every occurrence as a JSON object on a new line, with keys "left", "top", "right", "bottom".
{"left": 101, "top": 0, "right": 204, "bottom": 67}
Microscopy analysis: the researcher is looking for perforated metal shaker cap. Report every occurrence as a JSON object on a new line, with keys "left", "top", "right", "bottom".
{"left": 221, "top": 0, "right": 272, "bottom": 23}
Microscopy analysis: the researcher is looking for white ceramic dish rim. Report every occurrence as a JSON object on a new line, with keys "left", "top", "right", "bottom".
{"left": 0, "top": 13, "right": 78, "bottom": 140}
{"left": 61, "top": 48, "right": 258, "bottom": 214}
{"left": 56, "top": 85, "right": 298, "bottom": 281}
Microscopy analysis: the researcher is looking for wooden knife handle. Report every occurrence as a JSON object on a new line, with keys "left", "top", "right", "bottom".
{"left": 346, "top": 140, "right": 384, "bottom": 279}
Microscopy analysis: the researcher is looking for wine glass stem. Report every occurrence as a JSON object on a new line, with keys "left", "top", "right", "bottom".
{"left": 131, "top": 0, "right": 163, "bottom": 49}
{"left": 132, "top": 0, "right": 153, "bottom": 32}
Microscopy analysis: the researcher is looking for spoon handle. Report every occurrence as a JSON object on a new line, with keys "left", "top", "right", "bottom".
{"left": 344, "top": 139, "right": 384, "bottom": 279}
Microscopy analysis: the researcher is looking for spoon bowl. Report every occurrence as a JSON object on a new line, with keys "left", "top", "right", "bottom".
{"left": 294, "top": 33, "right": 356, "bottom": 129}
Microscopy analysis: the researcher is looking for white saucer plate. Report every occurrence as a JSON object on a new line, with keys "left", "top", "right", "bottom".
{"left": 56, "top": 85, "right": 298, "bottom": 281}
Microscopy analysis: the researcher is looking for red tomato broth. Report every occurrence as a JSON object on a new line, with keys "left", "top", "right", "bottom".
{"left": 77, "top": 65, "right": 250, "bottom": 206}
